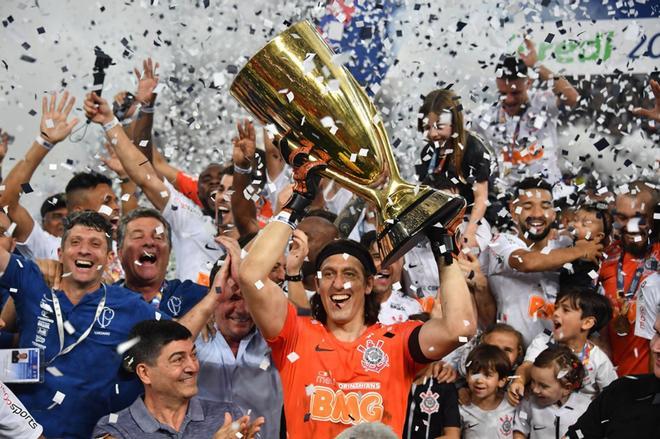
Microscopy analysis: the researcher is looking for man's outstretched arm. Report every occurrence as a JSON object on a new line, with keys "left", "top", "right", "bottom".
{"left": 0, "top": 92, "right": 78, "bottom": 242}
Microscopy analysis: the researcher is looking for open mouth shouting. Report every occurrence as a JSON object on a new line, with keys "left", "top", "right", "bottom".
{"left": 137, "top": 250, "right": 158, "bottom": 266}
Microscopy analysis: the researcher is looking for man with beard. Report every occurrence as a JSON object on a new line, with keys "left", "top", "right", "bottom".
{"left": 485, "top": 177, "right": 603, "bottom": 345}
{"left": 598, "top": 180, "right": 659, "bottom": 376}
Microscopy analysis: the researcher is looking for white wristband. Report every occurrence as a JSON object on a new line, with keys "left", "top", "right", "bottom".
{"left": 270, "top": 211, "right": 297, "bottom": 230}
{"left": 234, "top": 163, "right": 253, "bottom": 175}
{"left": 139, "top": 105, "right": 155, "bottom": 114}
{"left": 35, "top": 135, "right": 54, "bottom": 150}
{"left": 103, "top": 117, "right": 120, "bottom": 132}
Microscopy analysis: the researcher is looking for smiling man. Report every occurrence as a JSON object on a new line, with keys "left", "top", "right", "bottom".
{"left": 237, "top": 204, "right": 476, "bottom": 438}
{"left": 485, "top": 178, "right": 604, "bottom": 345}
{"left": 0, "top": 211, "right": 225, "bottom": 438}
{"left": 115, "top": 208, "right": 208, "bottom": 318}
{"left": 94, "top": 320, "right": 262, "bottom": 439}
{"left": 472, "top": 40, "right": 578, "bottom": 188}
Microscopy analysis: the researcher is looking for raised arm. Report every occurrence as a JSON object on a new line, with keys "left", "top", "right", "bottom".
{"left": 521, "top": 38, "right": 579, "bottom": 108}
{"left": 508, "top": 238, "right": 602, "bottom": 273}
{"left": 0, "top": 92, "right": 78, "bottom": 242}
{"left": 238, "top": 220, "right": 291, "bottom": 339}
{"left": 230, "top": 119, "right": 260, "bottom": 238}
{"left": 127, "top": 58, "right": 160, "bottom": 164}
{"left": 263, "top": 129, "right": 285, "bottom": 182}
{"left": 83, "top": 92, "right": 170, "bottom": 212}
{"left": 417, "top": 231, "right": 477, "bottom": 361}
{"left": 631, "top": 78, "right": 660, "bottom": 125}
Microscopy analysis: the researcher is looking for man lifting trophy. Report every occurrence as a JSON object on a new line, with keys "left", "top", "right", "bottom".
{"left": 231, "top": 21, "right": 466, "bottom": 265}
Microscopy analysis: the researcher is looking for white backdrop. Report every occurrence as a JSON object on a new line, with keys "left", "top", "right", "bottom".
{"left": 1, "top": 0, "right": 657, "bottom": 217}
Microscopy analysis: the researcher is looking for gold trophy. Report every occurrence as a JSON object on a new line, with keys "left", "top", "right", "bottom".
{"left": 230, "top": 21, "right": 466, "bottom": 266}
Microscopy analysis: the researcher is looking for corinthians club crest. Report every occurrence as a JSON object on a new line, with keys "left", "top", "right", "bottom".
{"left": 418, "top": 389, "right": 440, "bottom": 415}
{"left": 357, "top": 339, "right": 389, "bottom": 373}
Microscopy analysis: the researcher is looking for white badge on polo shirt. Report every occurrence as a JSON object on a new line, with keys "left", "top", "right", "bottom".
{"left": 48, "top": 284, "right": 107, "bottom": 365}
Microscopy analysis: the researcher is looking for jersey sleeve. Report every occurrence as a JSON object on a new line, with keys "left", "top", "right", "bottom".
{"left": 265, "top": 301, "right": 301, "bottom": 368}
{"left": 635, "top": 273, "right": 659, "bottom": 340}
{"left": 0, "top": 381, "right": 43, "bottom": 439}
{"left": 593, "top": 350, "right": 618, "bottom": 392}
{"left": 486, "top": 234, "right": 525, "bottom": 276}
{"left": 464, "top": 134, "right": 492, "bottom": 183}
{"left": 175, "top": 171, "right": 203, "bottom": 208}
{"left": 0, "top": 255, "right": 45, "bottom": 309}
{"left": 440, "top": 383, "right": 461, "bottom": 428}
{"left": 161, "top": 179, "right": 202, "bottom": 237}
{"left": 513, "top": 398, "right": 532, "bottom": 435}
{"left": 15, "top": 221, "right": 60, "bottom": 260}
{"left": 523, "top": 332, "right": 551, "bottom": 363}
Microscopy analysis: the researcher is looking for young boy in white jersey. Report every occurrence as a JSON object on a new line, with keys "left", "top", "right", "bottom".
{"left": 513, "top": 345, "right": 591, "bottom": 439}
{"left": 508, "top": 288, "right": 616, "bottom": 404}
{"left": 460, "top": 344, "right": 517, "bottom": 438}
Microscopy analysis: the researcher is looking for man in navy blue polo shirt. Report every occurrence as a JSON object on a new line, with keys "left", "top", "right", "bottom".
{"left": 114, "top": 208, "right": 208, "bottom": 318}
{"left": 0, "top": 211, "right": 220, "bottom": 438}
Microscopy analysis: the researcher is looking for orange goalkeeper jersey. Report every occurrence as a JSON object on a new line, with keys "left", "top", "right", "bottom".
{"left": 267, "top": 302, "right": 425, "bottom": 437}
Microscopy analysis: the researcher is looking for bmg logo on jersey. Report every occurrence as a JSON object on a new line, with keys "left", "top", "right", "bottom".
{"left": 309, "top": 386, "right": 383, "bottom": 425}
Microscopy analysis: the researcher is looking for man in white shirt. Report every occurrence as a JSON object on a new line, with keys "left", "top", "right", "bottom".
{"left": 472, "top": 39, "right": 578, "bottom": 188}
{"left": 486, "top": 178, "right": 603, "bottom": 345}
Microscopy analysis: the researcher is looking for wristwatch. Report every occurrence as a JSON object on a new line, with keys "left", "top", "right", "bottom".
{"left": 285, "top": 272, "right": 303, "bottom": 282}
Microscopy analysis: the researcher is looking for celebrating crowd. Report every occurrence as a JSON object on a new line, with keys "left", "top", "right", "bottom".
{"left": 0, "top": 37, "right": 658, "bottom": 439}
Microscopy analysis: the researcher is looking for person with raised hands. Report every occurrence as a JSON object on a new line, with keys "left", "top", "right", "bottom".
{"left": 83, "top": 90, "right": 226, "bottom": 284}
{"left": 236, "top": 156, "right": 476, "bottom": 437}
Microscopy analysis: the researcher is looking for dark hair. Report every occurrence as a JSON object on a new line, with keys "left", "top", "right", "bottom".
{"left": 533, "top": 345, "right": 585, "bottom": 390}
{"left": 308, "top": 209, "right": 338, "bottom": 223}
{"left": 314, "top": 239, "right": 377, "bottom": 276}
{"left": 417, "top": 89, "right": 467, "bottom": 182}
{"left": 122, "top": 320, "right": 192, "bottom": 373}
{"left": 495, "top": 54, "right": 528, "bottom": 80}
{"left": 482, "top": 323, "right": 525, "bottom": 367}
{"left": 311, "top": 239, "right": 379, "bottom": 326}
{"left": 116, "top": 207, "right": 172, "bottom": 250}
{"left": 465, "top": 344, "right": 512, "bottom": 380}
{"left": 359, "top": 230, "right": 378, "bottom": 250}
{"left": 65, "top": 171, "right": 113, "bottom": 196}
{"left": 575, "top": 204, "right": 611, "bottom": 245}
{"left": 61, "top": 211, "right": 113, "bottom": 250}
{"left": 515, "top": 177, "right": 554, "bottom": 196}
{"left": 555, "top": 288, "right": 612, "bottom": 335}
{"left": 40, "top": 193, "right": 66, "bottom": 218}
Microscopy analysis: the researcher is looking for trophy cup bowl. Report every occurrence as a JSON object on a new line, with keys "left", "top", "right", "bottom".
{"left": 230, "top": 21, "right": 466, "bottom": 266}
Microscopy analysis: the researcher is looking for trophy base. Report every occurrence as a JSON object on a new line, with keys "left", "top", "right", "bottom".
{"left": 377, "top": 190, "right": 467, "bottom": 267}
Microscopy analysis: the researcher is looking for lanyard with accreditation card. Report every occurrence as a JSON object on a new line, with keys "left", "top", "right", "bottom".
{"left": 48, "top": 284, "right": 107, "bottom": 365}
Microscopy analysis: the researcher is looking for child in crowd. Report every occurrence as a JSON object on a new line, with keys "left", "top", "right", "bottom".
{"left": 442, "top": 323, "right": 525, "bottom": 405}
{"left": 559, "top": 204, "right": 610, "bottom": 290}
{"left": 459, "top": 344, "right": 517, "bottom": 438}
{"left": 403, "top": 313, "right": 461, "bottom": 439}
{"left": 513, "top": 345, "right": 591, "bottom": 439}
{"left": 508, "top": 288, "right": 616, "bottom": 404}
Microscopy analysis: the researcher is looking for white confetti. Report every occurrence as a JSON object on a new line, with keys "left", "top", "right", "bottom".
{"left": 52, "top": 391, "right": 65, "bottom": 404}
{"left": 254, "top": 280, "right": 264, "bottom": 290}
{"left": 46, "top": 367, "right": 63, "bottom": 377}
{"left": 286, "top": 352, "right": 299, "bottom": 363}
{"left": 63, "top": 321, "right": 75, "bottom": 335}
{"left": 116, "top": 336, "right": 141, "bottom": 355}
{"left": 45, "top": 119, "right": 54, "bottom": 128}
{"left": 108, "top": 413, "right": 119, "bottom": 424}
{"left": 343, "top": 281, "right": 351, "bottom": 289}
{"left": 98, "top": 205, "right": 113, "bottom": 216}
